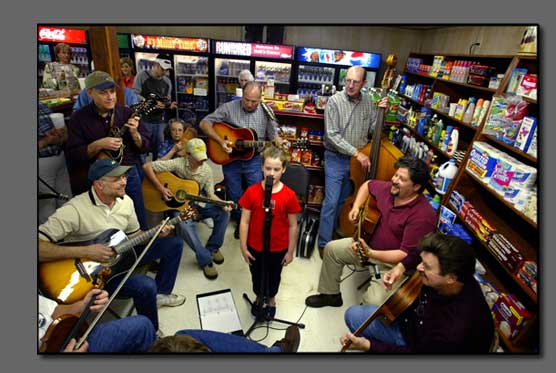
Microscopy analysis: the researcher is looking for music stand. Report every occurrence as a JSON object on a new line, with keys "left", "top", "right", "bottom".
{"left": 243, "top": 176, "right": 305, "bottom": 338}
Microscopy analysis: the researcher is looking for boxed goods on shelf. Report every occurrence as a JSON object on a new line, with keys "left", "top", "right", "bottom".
{"left": 487, "top": 233, "right": 525, "bottom": 273}
{"left": 517, "top": 261, "right": 537, "bottom": 294}
{"left": 467, "top": 141, "right": 500, "bottom": 179}
{"left": 514, "top": 116, "right": 537, "bottom": 152}
{"left": 516, "top": 74, "right": 537, "bottom": 100}
{"left": 474, "top": 273, "right": 500, "bottom": 309}
{"left": 506, "top": 68, "right": 528, "bottom": 95}
{"left": 492, "top": 293, "right": 532, "bottom": 341}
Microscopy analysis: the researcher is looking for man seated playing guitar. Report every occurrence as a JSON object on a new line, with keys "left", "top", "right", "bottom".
{"left": 341, "top": 233, "right": 495, "bottom": 353}
{"left": 200, "top": 81, "right": 287, "bottom": 239}
{"left": 39, "top": 289, "right": 156, "bottom": 353}
{"left": 305, "top": 157, "right": 436, "bottom": 308}
{"left": 143, "top": 138, "right": 235, "bottom": 280}
{"left": 66, "top": 71, "right": 150, "bottom": 230}
{"left": 39, "top": 159, "right": 186, "bottom": 336}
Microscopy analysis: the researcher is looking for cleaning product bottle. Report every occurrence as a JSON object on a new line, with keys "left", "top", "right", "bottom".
{"left": 441, "top": 125, "right": 453, "bottom": 152}
{"left": 435, "top": 159, "right": 458, "bottom": 195}
{"left": 476, "top": 99, "right": 491, "bottom": 126}
{"left": 432, "top": 119, "right": 444, "bottom": 146}
{"left": 471, "top": 98, "right": 484, "bottom": 127}
{"left": 454, "top": 99, "right": 468, "bottom": 121}
{"left": 427, "top": 114, "right": 438, "bottom": 140}
{"left": 462, "top": 97, "right": 476, "bottom": 123}
{"left": 431, "top": 194, "right": 441, "bottom": 210}
{"left": 447, "top": 127, "right": 459, "bottom": 155}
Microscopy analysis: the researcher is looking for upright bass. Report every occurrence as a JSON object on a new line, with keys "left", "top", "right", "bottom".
{"left": 338, "top": 54, "right": 403, "bottom": 240}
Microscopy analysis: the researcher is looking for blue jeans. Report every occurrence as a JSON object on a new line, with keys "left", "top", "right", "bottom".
{"left": 223, "top": 155, "right": 263, "bottom": 223}
{"left": 344, "top": 304, "right": 407, "bottom": 347}
{"left": 176, "top": 329, "right": 281, "bottom": 352}
{"left": 170, "top": 204, "right": 230, "bottom": 268}
{"left": 143, "top": 120, "right": 167, "bottom": 160}
{"left": 88, "top": 315, "right": 156, "bottom": 352}
{"left": 317, "top": 150, "right": 353, "bottom": 248}
{"left": 125, "top": 165, "right": 148, "bottom": 231}
{"left": 105, "top": 236, "right": 184, "bottom": 331}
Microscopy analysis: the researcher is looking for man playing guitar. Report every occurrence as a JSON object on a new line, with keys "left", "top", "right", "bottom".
{"left": 199, "top": 81, "right": 287, "bottom": 239}
{"left": 341, "top": 233, "right": 495, "bottom": 353}
{"left": 143, "top": 138, "right": 235, "bottom": 280}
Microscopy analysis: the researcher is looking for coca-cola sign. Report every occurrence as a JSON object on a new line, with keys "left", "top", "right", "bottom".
{"left": 38, "top": 27, "right": 87, "bottom": 44}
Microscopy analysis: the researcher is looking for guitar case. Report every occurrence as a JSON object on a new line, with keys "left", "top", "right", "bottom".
{"left": 296, "top": 212, "right": 319, "bottom": 258}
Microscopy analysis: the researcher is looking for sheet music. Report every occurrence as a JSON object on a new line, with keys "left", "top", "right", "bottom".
{"left": 197, "top": 290, "right": 242, "bottom": 334}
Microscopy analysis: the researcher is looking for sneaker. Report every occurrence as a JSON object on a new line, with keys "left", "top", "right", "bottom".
{"left": 272, "top": 325, "right": 300, "bottom": 353}
{"left": 234, "top": 224, "right": 240, "bottom": 239}
{"left": 305, "top": 293, "right": 343, "bottom": 308}
{"left": 202, "top": 263, "right": 218, "bottom": 280}
{"left": 264, "top": 305, "right": 276, "bottom": 320}
{"left": 212, "top": 250, "right": 224, "bottom": 264}
{"left": 202, "top": 218, "right": 214, "bottom": 229}
{"left": 156, "top": 293, "right": 186, "bottom": 308}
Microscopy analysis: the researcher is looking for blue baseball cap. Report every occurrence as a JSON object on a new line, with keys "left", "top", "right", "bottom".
{"left": 88, "top": 159, "right": 131, "bottom": 183}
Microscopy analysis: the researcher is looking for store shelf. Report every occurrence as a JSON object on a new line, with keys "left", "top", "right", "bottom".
{"left": 256, "top": 80, "right": 290, "bottom": 84}
{"left": 436, "top": 77, "right": 498, "bottom": 93}
{"left": 298, "top": 79, "right": 334, "bottom": 85}
{"left": 464, "top": 169, "right": 537, "bottom": 229}
{"left": 401, "top": 122, "right": 453, "bottom": 160}
{"left": 482, "top": 134, "right": 537, "bottom": 164}
{"left": 176, "top": 73, "right": 208, "bottom": 77}
{"left": 274, "top": 110, "right": 324, "bottom": 119}
{"left": 445, "top": 203, "right": 537, "bottom": 304}
{"left": 520, "top": 96, "right": 537, "bottom": 105}
{"left": 400, "top": 94, "right": 479, "bottom": 132}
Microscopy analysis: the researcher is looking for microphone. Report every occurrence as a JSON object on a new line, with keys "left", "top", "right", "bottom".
{"left": 263, "top": 175, "right": 273, "bottom": 210}
{"left": 38, "top": 192, "right": 70, "bottom": 201}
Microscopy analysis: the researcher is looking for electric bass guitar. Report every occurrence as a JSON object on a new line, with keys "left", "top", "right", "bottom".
{"left": 97, "top": 92, "right": 160, "bottom": 162}
{"left": 142, "top": 171, "right": 238, "bottom": 212}
{"left": 38, "top": 208, "right": 196, "bottom": 304}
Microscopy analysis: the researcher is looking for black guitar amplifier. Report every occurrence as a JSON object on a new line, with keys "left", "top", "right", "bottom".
{"left": 296, "top": 213, "right": 319, "bottom": 258}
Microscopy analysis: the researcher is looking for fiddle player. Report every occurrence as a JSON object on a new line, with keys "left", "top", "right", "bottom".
{"left": 39, "top": 289, "right": 156, "bottom": 353}
{"left": 39, "top": 159, "right": 186, "bottom": 336}
{"left": 341, "top": 233, "right": 495, "bottom": 353}
{"left": 317, "top": 65, "right": 389, "bottom": 257}
{"left": 305, "top": 156, "right": 436, "bottom": 308}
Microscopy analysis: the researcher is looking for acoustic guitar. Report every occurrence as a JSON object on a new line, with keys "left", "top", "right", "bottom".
{"left": 206, "top": 122, "right": 270, "bottom": 165}
{"left": 38, "top": 208, "right": 196, "bottom": 305}
{"left": 142, "top": 171, "right": 238, "bottom": 212}
{"left": 340, "top": 270, "right": 422, "bottom": 352}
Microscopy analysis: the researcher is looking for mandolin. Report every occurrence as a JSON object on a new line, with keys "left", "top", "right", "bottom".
{"left": 38, "top": 208, "right": 196, "bottom": 305}
{"left": 96, "top": 93, "right": 159, "bottom": 162}
{"left": 340, "top": 270, "right": 422, "bottom": 352}
{"left": 142, "top": 171, "right": 238, "bottom": 212}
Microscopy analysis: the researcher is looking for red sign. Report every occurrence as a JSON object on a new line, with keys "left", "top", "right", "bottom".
{"left": 131, "top": 34, "right": 208, "bottom": 52}
{"left": 38, "top": 27, "right": 87, "bottom": 44}
{"left": 214, "top": 41, "right": 293, "bottom": 60}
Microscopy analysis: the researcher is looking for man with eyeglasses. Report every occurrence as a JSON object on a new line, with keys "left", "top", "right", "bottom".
{"left": 39, "top": 159, "right": 186, "bottom": 337}
{"left": 340, "top": 233, "right": 495, "bottom": 353}
{"left": 200, "top": 81, "right": 286, "bottom": 239}
{"left": 317, "top": 66, "right": 388, "bottom": 258}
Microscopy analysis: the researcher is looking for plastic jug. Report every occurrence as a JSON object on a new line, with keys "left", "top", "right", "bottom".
{"left": 435, "top": 159, "right": 458, "bottom": 195}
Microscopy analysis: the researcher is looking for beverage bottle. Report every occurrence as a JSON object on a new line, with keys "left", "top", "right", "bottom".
{"left": 477, "top": 99, "right": 491, "bottom": 126}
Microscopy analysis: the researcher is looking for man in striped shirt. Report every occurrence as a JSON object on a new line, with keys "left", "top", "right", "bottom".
{"left": 318, "top": 66, "right": 388, "bottom": 256}
{"left": 200, "top": 81, "right": 286, "bottom": 239}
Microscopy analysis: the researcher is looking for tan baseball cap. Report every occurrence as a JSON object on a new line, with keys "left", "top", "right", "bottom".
{"left": 185, "top": 138, "right": 208, "bottom": 161}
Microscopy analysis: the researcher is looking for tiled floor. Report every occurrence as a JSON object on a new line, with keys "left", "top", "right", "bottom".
{"left": 108, "top": 160, "right": 377, "bottom": 352}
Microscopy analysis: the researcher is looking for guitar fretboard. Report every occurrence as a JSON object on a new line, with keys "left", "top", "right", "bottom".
{"left": 114, "top": 215, "right": 183, "bottom": 254}
{"left": 237, "top": 140, "right": 268, "bottom": 148}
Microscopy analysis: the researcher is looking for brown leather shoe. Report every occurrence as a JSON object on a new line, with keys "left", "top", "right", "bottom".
{"left": 272, "top": 325, "right": 300, "bottom": 352}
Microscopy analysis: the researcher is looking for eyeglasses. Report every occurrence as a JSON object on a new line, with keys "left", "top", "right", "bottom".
{"left": 345, "top": 79, "right": 362, "bottom": 86}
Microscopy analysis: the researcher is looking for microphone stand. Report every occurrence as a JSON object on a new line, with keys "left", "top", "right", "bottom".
{"left": 243, "top": 176, "right": 305, "bottom": 338}
{"left": 38, "top": 176, "right": 69, "bottom": 201}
